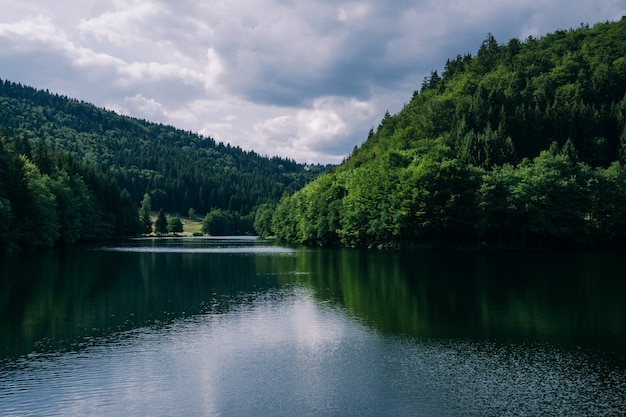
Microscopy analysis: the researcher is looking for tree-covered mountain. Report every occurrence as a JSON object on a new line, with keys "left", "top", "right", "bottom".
{"left": 0, "top": 79, "right": 325, "bottom": 217}
{"left": 0, "top": 79, "right": 327, "bottom": 254}
{"left": 269, "top": 18, "right": 626, "bottom": 248}
{"left": 0, "top": 78, "right": 329, "bottom": 253}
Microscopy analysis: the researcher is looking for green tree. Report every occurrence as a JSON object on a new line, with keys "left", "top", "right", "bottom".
{"left": 272, "top": 195, "right": 299, "bottom": 242}
{"left": 0, "top": 132, "right": 148, "bottom": 253}
{"left": 155, "top": 208, "right": 168, "bottom": 235}
{"left": 587, "top": 162, "right": 626, "bottom": 241}
{"left": 140, "top": 193, "right": 152, "bottom": 235}
{"left": 202, "top": 208, "right": 230, "bottom": 236}
{"left": 253, "top": 202, "right": 276, "bottom": 237}
{"left": 20, "top": 157, "right": 60, "bottom": 249}
{"left": 0, "top": 136, "right": 21, "bottom": 254}
{"left": 48, "top": 171, "right": 82, "bottom": 245}
{"left": 32, "top": 144, "right": 54, "bottom": 176}
{"left": 117, "top": 189, "right": 142, "bottom": 236}
{"left": 168, "top": 215, "right": 184, "bottom": 235}
{"left": 0, "top": 196, "right": 13, "bottom": 254}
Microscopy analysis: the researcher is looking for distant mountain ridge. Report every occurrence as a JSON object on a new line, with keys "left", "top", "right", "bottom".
{"left": 269, "top": 18, "right": 626, "bottom": 248}
{"left": 0, "top": 79, "right": 325, "bottom": 217}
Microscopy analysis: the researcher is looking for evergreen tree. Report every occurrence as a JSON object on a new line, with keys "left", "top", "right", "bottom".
{"left": 140, "top": 193, "right": 152, "bottom": 235}
{"left": 0, "top": 197, "right": 12, "bottom": 253}
{"left": 155, "top": 208, "right": 168, "bottom": 235}
{"left": 117, "top": 189, "right": 142, "bottom": 236}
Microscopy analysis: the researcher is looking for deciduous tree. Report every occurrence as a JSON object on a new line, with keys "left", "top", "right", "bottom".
{"left": 168, "top": 215, "right": 183, "bottom": 235}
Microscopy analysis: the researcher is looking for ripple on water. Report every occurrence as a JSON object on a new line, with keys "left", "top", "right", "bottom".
{"left": 1, "top": 288, "right": 625, "bottom": 417}
{"left": 395, "top": 339, "right": 626, "bottom": 416}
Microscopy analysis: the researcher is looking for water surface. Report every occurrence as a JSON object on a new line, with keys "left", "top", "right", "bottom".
{"left": 1, "top": 238, "right": 625, "bottom": 416}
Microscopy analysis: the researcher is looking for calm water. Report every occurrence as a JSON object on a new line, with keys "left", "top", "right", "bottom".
{"left": 1, "top": 237, "right": 625, "bottom": 416}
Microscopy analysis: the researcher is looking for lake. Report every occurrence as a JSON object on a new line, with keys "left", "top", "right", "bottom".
{"left": 1, "top": 237, "right": 625, "bottom": 416}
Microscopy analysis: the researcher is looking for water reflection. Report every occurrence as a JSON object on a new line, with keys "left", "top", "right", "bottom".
{"left": 101, "top": 236, "right": 296, "bottom": 253}
{"left": 0, "top": 238, "right": 290, "bottom": 357}
{"left": 1, "top": 240, "right": 625, "bottom": 359}
{"left": 1, "top": 239, "right": 625, "bottom": 416}
{"left": 265, "top": 248, "right": 626, "bottom": 353}
{"left": 1, "top": 284, "right": 624, "bottom": 416}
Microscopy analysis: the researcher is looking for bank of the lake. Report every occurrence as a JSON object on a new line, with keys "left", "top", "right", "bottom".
{"left": 1, "top": 237, "right": 624, "bottom": 416}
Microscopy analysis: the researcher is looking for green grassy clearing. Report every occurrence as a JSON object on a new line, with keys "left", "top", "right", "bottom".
{"left": 147, "top": 212, "right": 204, "bottom": 236}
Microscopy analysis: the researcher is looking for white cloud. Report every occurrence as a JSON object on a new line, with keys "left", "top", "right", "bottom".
{"left": 123, "top": 93, "right": 167, "bottom": 119}
{"left": 77, "top": 0, "right": 166, "bottom": 46}
{"left": 117, "top": 61, "right": 204, "bottom": 86}
{"left": 1, "top": 0, "right": 625, "bottom": 163}
{"left": 73, "top": 47, "right": 126, "bottom": 70}
{"left": 247, "top": 96, "right": 377, "bottom": 163}
{"left": 0, "top": 15, "right": 67, "bottom": 46}
{"left": 337, "top": 3, "right": 371, "bottom": 24}
{"left": 203, "top": 48, "right": 225, "bottom": 92}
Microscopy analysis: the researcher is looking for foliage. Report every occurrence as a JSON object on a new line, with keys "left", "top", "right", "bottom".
{"left": 0, "top": 74, "right": 326, "bottom": 252}
{"left": 202, "top": 208, "right": 254, "bottom": 236}
{"left": 0, "top": 133, "right": 141, "bottom": 254}
{"left": 202, "top": 209, "right": 227, "bottom": 236}
{"left": 253, "top": 202, "right": 276, "bottom": 238}
{"left": 0, "top": 79, "right": 326, "bottom": 220}
{"left": 155, "top": 208, "right": 168, "bottom": 236}
{"left": 272, "top": 18, "right": 626, "bottom": 248}
{"left": 168, "top": 215, "right": 184, "bottom": 235}
{"left": 139, "top": 193, "right": 152, "bottom": 235}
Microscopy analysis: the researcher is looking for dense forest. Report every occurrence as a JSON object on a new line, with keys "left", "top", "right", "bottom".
{"left": 0, "top": 80, "right": 326, "bottom": 253}
{"left": 0, "top": 80, "right": 325, "bottom": 224}
{"left": 266, "top": 18, "right": 626, "bottom": 248}
{"left": 0, "top": 133, "right": 141, "bottom": 254}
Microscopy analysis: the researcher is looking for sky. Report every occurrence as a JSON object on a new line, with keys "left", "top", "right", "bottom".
{"left": 0, "top": 1, "right": 624, "bottom": 164}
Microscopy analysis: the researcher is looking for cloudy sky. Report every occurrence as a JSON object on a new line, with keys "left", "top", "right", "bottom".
{"left": 0, "top": 1, "right": 624, "bottom": 164}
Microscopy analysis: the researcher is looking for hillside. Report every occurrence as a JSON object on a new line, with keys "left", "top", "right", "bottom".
{"left": 0, "top": 80, "right": 325, "bottom": 217}
{"left": 0, "top": 134, "right": 142, "bottom": 254}
{"left": 269, "top": 18, "right": 626, "bottom": 248}
{"left": 0, "top": 80, "right": 328, "bottom": 254}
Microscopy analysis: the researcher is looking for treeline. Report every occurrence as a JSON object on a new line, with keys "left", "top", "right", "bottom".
{"left": 265, "top": 19, "right": 626, "bottom": 248}
{"left": 0, "top": 132, "right": 141, "bottom": 254}
{"left": 0, "top": 79, "right": 326, "bottom": 218}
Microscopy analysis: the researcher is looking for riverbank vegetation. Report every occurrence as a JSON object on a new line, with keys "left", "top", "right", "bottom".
{"left": 267, "top": 19, "right": 626, "bottom": 248}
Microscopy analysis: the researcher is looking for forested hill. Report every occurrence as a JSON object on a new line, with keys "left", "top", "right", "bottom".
{"left": 267, "top": 18, "right": 626, "bottom": 248}
{"left": 0, "top": 80, "right": 325, "bottom": 217}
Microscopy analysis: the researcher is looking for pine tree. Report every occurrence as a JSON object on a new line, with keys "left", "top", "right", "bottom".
{"left": 140, "top": 193, "right": 152, "bottom": 235}
{"left": 155, "top": 208, "right": 168, "bottom": 235}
